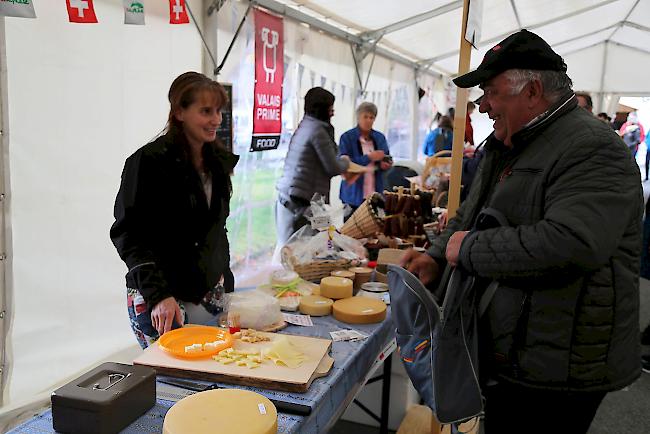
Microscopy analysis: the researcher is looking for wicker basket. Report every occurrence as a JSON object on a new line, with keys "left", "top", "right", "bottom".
{"left": 280, "top": 246, "right": 355, "bottom": 282}
{"left": 340, "top": 193, "right": 384, "bottom": 239}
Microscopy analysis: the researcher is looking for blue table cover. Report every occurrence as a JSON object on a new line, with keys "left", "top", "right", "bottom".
{"left": 8, "top": 309, "right": 394, "bottom": 434}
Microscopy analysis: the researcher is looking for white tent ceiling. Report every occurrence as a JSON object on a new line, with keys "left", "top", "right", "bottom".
{"left": 259, "top": 0, "right": 650, "bottom": 95}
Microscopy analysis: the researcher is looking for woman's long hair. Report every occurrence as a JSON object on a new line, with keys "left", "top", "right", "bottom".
{"left": 166, "top": 71, "right": 232, "bottom": 197}
{"left": 166, "top": 71, "right": 228, "bottom": 140}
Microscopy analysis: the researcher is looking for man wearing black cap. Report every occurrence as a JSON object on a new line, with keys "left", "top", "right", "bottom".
{"left": 401, "top": 30, "right": 641, "bottom": 433}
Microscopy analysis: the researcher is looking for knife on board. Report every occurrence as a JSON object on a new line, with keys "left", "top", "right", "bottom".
{"left": 157, "top": 377, "right": 312, "bottom": 416}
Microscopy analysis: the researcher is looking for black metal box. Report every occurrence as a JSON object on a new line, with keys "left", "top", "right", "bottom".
{"left": 51, "top": 362, "right": 156, "bottom": 434}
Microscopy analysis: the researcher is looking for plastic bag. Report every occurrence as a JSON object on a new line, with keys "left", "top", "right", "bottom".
{"left": 284, "top": 225, "right": 367, "bottom": 265}
{"left": 225, "top": 290, "right": 283, "bottom": 330}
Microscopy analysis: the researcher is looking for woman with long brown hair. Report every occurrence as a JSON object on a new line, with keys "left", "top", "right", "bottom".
{"left": 111, "top": 72, "right": 238, "bottom": 348}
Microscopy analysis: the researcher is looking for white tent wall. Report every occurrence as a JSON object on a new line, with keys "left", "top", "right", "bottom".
{"left": 0, "top": 0, "right": 204, "bottom": 418}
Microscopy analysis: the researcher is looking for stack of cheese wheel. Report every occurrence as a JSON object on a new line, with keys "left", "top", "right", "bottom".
{"left": 348, "top": 266, "right": 373, "bottom": 291}
{"left": 163, "top": 389, "right": 277, "bottom": 434}
{"left": 333, "top": 297, "right": 387, "bottom": 324}
{"left": 299, "top": 294, "right": 334, "bottom": 316}
{"left": 319, "top": 276, "right": 353, "bottom": 299}
{"left": 331, "top": 270, "right": 355, "bottom": 280}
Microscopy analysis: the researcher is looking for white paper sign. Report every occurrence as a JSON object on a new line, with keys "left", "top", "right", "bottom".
{"left": 282, "top": 312, "right": 314, "bottom": 327}
{"left": 464, "top": 0, "right": 484, "bottom": 48}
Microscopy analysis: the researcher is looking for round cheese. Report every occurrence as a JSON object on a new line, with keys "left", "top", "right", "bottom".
{"left": 348, "top": 266, "right": 373, "bottom": 275}
{"left": 163, "top": 389, "right": 277, "bottom": 434}
{"left": 271, "top": 269, "right": 299, "bottom": 286}
{"left": 331, "top": 270, "right": 355, "bottom": 280}
{"left": 333, "top": 297, "right": 387, "bottom": 324}
{"left": 348, "top": 266, "right": 373, "bottom": 290}
{"left": 320, "top": 276, "right": 353, "bottom": 299}
{"left": 299, "top": 295, "right": 334, "bottom": 316}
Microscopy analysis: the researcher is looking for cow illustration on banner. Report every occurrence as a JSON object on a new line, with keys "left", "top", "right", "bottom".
{"left": 251, "top": 9, "right": 283, "bottom": 152}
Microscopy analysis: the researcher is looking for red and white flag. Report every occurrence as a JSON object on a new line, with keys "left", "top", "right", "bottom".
{"left": 66, "top": 0, "right": 97, "bottom": 23}
{"left": 169, "top": 0, "right": 189, "bottom": 24}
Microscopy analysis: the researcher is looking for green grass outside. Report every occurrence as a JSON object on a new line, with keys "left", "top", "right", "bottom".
{"left": 227, "top": 167, "right": 280, "bottom": 259}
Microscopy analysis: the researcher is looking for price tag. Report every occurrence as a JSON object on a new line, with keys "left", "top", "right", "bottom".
{"left": 282, "top": 313, "right": 314, "bottom": 326}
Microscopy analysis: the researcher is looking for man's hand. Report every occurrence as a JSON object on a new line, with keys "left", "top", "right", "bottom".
{"left": 437, "top": 210, "right": 448, "bottom": 234}
{"left": 446, "top": 231, "right": 469, "bottom": 267}
{"left": 400, "top": 249, "right": 439, "bottom": 285}
{"left": 151, "top": 296, "right": 182, "bottom": 336}
{"left": 342, "top": 171, "right": 363, "bottom": 185}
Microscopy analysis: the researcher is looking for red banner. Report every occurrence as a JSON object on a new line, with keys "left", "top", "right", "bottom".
{"left": 66, "top": 0, "right": 98, "bottom": 23}
{"left": 251, "top": 9, "right": 283, "bottom": 152}
{"left": 169, "top": 0, "right": 189, "bottom": 24}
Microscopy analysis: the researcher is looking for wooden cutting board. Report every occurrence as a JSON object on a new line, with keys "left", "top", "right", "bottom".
{"left": 133, "top": 331, "right": 333, "bottom": 393}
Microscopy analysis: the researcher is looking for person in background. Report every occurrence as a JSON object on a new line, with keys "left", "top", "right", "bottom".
{"left": 275, "top": 87, "right": 351, "bottom": 245}
{"left": 465, "top": 100, "right": 476, "bottom": 147}
{"left": 619, "top": 111, "right": 645, "bottom": 157}
{"left": 575, "top": 91, "right": 593, "bottom": 113}
{"left": 401, "top": 29, "right": 641, "bottom": 434}
{"left": 338, "top": 102, "right": 391, "bottom": 218}
{"left": 111, "top": 72, "right": 238, "bottom": 349}
{"left": 423, "top": 115, "right": 454, "bottom": 156}
{"left": 596, "top": 112, "right": 611, "bottom": 124}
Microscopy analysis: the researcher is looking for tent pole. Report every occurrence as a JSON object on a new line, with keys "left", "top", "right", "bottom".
{"left": 598, "top": 41, "right": 609, "bottom": 113}
{"left": 0, "top": 16, "right": 13, "bottom": 407}
{"left": 447, "top": 0, "right": 472, "bottom": 219}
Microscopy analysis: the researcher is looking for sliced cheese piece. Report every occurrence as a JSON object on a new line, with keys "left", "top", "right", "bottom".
{"left": 163, "top": 389, "right": 277, "bottom": 434}
{"left": 299, "top": 295, "right": 334, "bottom": 316}
{"left": 330, "top": 270, "right": 355, "bottom": 279}
{"left": 262, "top": 336, "right": 308, "bottom": 369}
{"left": 320, "top": 276, "right": 353, "bottom": 299}
{"left": 333, "top": 297, "right": 387, "bottom": 324}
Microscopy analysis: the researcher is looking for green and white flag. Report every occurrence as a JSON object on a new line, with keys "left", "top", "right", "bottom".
{"left": 0, "top": 0, "right": 37, "bottom": 18}
{"left": 123, "top": 0, "right": 145, "bottom": 25}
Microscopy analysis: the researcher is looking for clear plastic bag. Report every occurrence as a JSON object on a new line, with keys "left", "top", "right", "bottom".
{"left": 224, "top": 290, "right": 283, "bottom": 330}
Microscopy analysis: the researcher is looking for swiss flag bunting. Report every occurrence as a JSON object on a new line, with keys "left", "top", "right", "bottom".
{"left": 169, "top": 0, "right": 189, "bottom": 24}
{"left": 66, "top": 0, "right": 98, "bottom": 23}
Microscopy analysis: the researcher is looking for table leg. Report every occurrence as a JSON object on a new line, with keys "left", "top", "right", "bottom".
{"left": 379, "top": 354, "right": 392, "bottom": 434}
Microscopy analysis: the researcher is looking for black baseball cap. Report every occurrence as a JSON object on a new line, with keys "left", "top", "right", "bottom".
{"left": 453, "top": 29, "right": 567, "bottom": 88}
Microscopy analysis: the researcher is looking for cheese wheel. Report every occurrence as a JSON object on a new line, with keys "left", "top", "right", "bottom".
{"left": 299, "top": 295, "right": 334, "bottom": 316}
{"left": 271, "top": 269, "right": 299, "bottom": 286}
{"left": 333, "top": 297, "right": 387, "bottom": 324}
{"left": 163, "top": 389, "right": 277, "bottom": 434}
{"left": 320, "top": 276, "right": 353, "bottom": 299}
{"left": 348, "top": 266, "right": 373, "bottom": 290}
{"left": 348, "top": 266, "right": 373, "bottom": 274}
{"left": 331, "top": 270, "right": 355, "bottom": 279}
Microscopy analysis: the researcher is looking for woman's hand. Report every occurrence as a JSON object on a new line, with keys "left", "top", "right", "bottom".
{"left": 151, "top": 296, "right": 182, "bottom": 336}
{"left": 368, "top": 150, "right": 385, "bottom": 161}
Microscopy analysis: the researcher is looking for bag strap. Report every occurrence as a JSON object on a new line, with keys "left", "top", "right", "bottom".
{"left": 478, "top": 280, "right": 498, "bottom": 317}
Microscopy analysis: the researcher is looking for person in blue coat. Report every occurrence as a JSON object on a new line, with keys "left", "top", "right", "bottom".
{"left": 338, "top": 102, "right": 392, "bottom": 217}
{"left": 423, "top": 115, "right": 453, "bottom": 156}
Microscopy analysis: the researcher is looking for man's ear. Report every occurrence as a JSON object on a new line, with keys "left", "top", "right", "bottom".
{"left": 527, "top": 79, "right": 544, "bottom": 107}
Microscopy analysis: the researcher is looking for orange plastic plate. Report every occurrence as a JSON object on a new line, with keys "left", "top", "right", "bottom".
{"left": 158, "top": 326, "right": 233, "bottom": 359}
